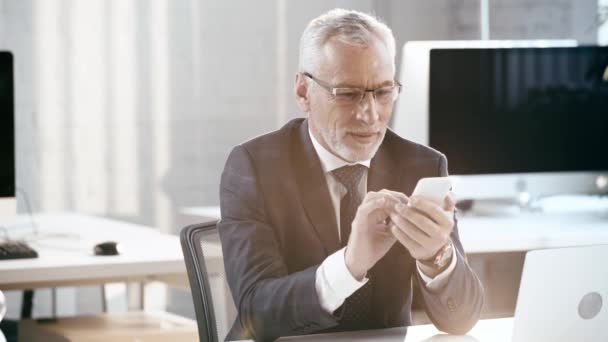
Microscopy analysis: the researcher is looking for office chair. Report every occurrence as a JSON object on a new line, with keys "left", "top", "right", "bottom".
{"left": 180, "top": 221, "right": 237, "bottom": 342}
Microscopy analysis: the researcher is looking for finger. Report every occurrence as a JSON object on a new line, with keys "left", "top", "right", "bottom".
{"left": 395, "top": 202, "right": 442, "bottom": 237}
{"left": 362, "top": 192, "right": 401, "bottom": 219}
{"left": 401, "top": 205, "right": 447, "bottom": 239}
{"left": 390, "top": 224, "right": 423, "bottom": 253}
{"left": 408, "top": 197, "right": 452, "bottom": 228}
{"left": 379, "top": 189, "right": 409, "bottom": 204}
{"left": 361, "top": 191, "right": 381, "bottom": 202}
{"left": 378, "top": 190, "right": 408, "bottom": 223}
{"left": 359, "top": 193, "right": 404, "bottom": 227}
{"left": 391, "top": 210, "right": 435, "bottom": 245}
{"left": 387, "top": 208, "right": 415, "bottom": 233}
{"left": 357, "top": 197, "right": 400, "bottom": 224}
{"left": 363, "top": 191, "right": 400, "bottom": 207}
{"left": 370, "top": 222, "right": 394, "bottom": 238}
{"left": 443, "top": 192, "right": 456, "bottom": 212}
{"left": 357, "top": 196, "right": 387, "bottom": 217}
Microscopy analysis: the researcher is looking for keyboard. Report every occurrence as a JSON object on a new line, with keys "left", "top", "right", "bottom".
{"left": 0, "top": 240, "right": 39, "bottom": 260}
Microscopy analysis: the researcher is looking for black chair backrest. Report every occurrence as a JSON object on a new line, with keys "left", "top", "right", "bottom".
{"left": 180, "top": 221, "right": 236, "bottom": 342}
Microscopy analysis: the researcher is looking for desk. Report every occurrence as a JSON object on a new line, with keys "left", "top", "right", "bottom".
{"left": 180, "top": 206, "right": 221, "bottom": 222}
{"left": 230, "top": 318, "right": 514, "bottom": 341}
{"left": 179, "top": 206, "right": 608, "bottom": 254}
{"left": 0, "top": 213, "right": 188, "bottom": 291}
{"left": 458, "top": 212, "right": 608, "bottom": 253}
{"left": 178, "top": 207, "right": 608, "bottom": 334}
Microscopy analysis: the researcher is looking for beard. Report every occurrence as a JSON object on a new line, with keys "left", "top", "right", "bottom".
{"left": 321, "top": 126, "right": 386, "bottom": 163}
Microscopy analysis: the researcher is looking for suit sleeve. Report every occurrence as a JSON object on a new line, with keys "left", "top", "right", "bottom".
{"left": 414, "top": 153, "right": 485, "bottom": 334}
{"left": 218, "top": 145, "right": 339, "bottom": 341}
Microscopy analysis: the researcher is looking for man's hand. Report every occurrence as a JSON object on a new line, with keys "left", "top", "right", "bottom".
{"left": 344, "top": 191, "right": 399, "bottom": 280}
{"left": 389, "top": 193, "right": 456, "bottom": 263}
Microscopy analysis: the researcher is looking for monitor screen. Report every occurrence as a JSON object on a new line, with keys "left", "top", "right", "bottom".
{"left": 429, "top": 46, "right": 608, "bottom": 176}
{"left": 0, "top": 51, "right": 15, "bottom": 197}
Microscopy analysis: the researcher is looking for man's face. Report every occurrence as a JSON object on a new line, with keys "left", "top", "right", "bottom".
{"left": 305, "top": 37, "right": 395, "bottom": 163}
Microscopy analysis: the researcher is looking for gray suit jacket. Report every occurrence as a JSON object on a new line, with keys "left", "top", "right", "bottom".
{"left": 218, "top": 118, "right": 483, "bottom": 341}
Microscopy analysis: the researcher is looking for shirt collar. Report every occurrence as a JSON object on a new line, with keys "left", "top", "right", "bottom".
{"left": 308, "top": 127, "right": 371, "bottom": 173}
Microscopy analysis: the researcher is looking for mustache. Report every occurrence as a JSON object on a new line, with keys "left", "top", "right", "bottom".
{"left": 347, "top": 130, "right": 381, "bottom": 135}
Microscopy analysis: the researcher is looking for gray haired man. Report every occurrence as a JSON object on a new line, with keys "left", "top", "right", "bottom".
{"left": 218, "top": 8, "right": 484, "bottom": 341}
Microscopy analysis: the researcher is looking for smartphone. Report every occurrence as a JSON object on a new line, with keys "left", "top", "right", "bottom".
{"left": 410, "top": 177, "right": 452, "bottom": 205}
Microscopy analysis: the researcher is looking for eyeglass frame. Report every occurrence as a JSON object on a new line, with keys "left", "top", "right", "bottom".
{"left": 302, "top": 72, "right": 402, "bottom": 105}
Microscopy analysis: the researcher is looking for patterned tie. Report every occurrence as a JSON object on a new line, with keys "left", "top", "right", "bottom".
{"left": 332, "top": 164, "right": 367, "bottom": 247}
{"left": 331, "top": 164, "right": 372, "bottom": 329}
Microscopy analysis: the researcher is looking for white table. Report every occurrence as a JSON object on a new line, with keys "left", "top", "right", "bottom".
{"left": 180, "top": 206, "right": 221, "bottom": 222}
{"left": 458, "top": 211, "right": 608, "bottom": 253}
{"left": 179, "top": 205, "right": 608, "bottom": 254}
{"left": 230, "top": 318, "right": 514, "bottom": 341}
{"left": 0, "top": 213, "right": 188, "bottom": 291}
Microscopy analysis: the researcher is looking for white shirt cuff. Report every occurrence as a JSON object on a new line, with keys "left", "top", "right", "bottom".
{"left": 315, "top": 247, "right": 368, "bottom": 314}
{"left": 416, "top": 246, "right": 458, "bottom": 290}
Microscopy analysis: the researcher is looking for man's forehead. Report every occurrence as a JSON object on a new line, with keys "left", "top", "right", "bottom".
{"left": 317, "top": 38, "right": 394, "bottom": 86}
{"left": 317, "top": 60, "right": 395, "bottom": 88}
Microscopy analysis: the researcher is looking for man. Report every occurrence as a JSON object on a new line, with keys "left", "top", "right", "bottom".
{"left": 218, "top": 9, "right": 483, "bottom": 342}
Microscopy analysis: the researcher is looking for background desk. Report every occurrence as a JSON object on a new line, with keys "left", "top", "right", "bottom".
{"left": 458, "top": 212, "right": 608, "bottom": 317}
{"left": 0, "top": 212, "right": 233, "bottom": 337}
{"left": 180, "top": 206, "right": 608, "bottom": 254}
{"left": 458, "top": 212, "right": 608, "bottom": 253}
{"left": 0, "top": 213, "right": 188, "bottom": 292}
{"left": 180, "top": 206, "right": 221, "bottom": 223}
{"left": 230, "top": 318, "right": 514, "bottom": 342}
{"left": 0, "top": 212, "right": 195, "bottom": 324}
{"left": 181, "top": 206, "right": 608, "bottom": 321}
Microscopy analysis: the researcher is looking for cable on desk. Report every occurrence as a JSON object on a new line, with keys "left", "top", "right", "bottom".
{"left": 1, "top": 186, "right": 80, "bottom": 242}
{"left": 0, "top": 226, "right": 9, "bottom": 241}
{"left": 1, "top": 228, "right": 80, "bottom": 244}
{"left": 16, "top": 187, "right": 38, "bottom": 236}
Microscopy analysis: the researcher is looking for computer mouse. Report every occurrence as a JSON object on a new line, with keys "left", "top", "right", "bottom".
{"left": 93, "top": 241, "right": 121, "bottom": 256}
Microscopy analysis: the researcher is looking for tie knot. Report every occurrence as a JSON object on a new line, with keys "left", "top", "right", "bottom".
{"left": 331, "top": 164, "right": 367, "bottom": 192}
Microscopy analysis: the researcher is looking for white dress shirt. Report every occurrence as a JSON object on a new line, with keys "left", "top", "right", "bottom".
{"left": 309, "top": 129, "right": 458, "bottom": 314}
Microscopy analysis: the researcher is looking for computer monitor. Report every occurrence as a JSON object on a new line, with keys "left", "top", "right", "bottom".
{"left": 0, "top": 51, "right": 16, "bottom": 218}
{"left": 393, "top": 41, "right": 608, "bottom": 202}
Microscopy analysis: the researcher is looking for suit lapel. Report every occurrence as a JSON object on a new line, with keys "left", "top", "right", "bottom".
{"left": 292, "top": 120, "right": 341, "bottom": 254}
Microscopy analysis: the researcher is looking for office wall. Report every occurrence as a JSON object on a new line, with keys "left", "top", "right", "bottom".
{"left": 1, "top": 0, "right": 286, "bottom": 319}
{"left": 1, "top": 0, "right": 600, "bottom": 243}
{"left": 0, "top": 0, "right": 600, "bottom": 320}
{"left": 489, "top": 0, "right": 597, "bottom": 41}
{"left": 2, "top": 0, "right": 281, "bottom": 232}
{"left": 600, "top": 0, "right": 608, "bottom": 45}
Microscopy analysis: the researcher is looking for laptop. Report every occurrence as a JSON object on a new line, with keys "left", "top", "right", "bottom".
{"left": 512, "top": 244, "right": 608, "bottom": 342}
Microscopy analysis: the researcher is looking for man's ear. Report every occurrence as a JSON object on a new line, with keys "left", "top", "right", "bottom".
{"left": 294, "top": 73, "right": 311, "bottom": 113}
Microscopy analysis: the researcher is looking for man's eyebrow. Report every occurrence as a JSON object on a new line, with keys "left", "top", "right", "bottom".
{"left": 376, "top": 80, "right": 397, "bottom": 87}
{"left": 333, "top": 79, "right": 396, "bottom": 88}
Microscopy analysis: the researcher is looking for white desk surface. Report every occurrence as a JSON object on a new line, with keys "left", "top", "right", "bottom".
{"left": 458, "top": 212, "right": 608, "bottom": 253}
{"left": 0, "top": 213, "right": 188, "bottom": 290}
{"left": 181, "top": 205, "right": 608, "bottom": 254}
{"left": 180, "top": 206, "right": 221, "bottom": 220}
{"left": 230, "top": 318, "right": 513, "bottom": 342}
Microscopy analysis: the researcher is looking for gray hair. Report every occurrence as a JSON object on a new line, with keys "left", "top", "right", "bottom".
{"left": 298, "top": 8, "right": 396, "bottom": 74}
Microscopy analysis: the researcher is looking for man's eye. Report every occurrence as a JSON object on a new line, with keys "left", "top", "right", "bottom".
{"left": 335, "top": 91, "right": 361, "bottom": 102}
{"left": 375, "top": 88, "right": 394, "bottom": 98}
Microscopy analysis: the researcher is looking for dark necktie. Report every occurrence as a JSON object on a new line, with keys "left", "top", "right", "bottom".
{"left": 331, "top": 164, "right": 372, "bottom": 329}
{"left": 332, "top": 164, "right": 367, "bottom": 247}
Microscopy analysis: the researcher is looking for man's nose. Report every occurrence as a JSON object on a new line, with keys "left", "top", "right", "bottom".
{"left": 356, "top": 91, "right": 379, "bottom": 124}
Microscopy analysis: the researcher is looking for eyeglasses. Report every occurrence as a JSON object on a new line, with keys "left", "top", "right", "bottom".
{"left": 303, "top": 72, "right": 402, "bottom": 106}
